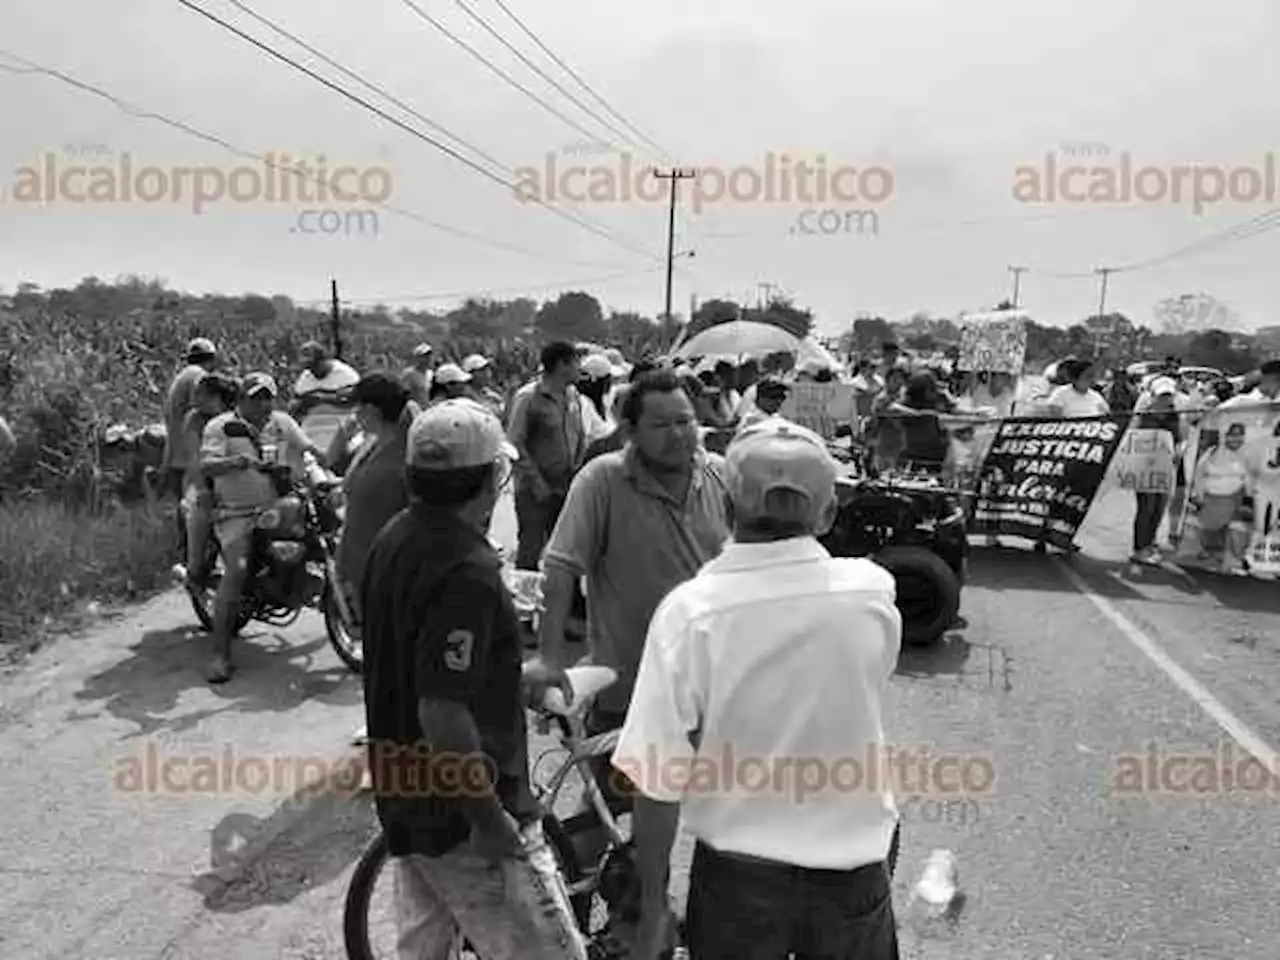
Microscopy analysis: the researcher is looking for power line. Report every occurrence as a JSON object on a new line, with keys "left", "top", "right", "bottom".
{"left": 303, "top": 262, "right": 670, "bottom": 306}
{"left": 223, "top": 0, "right": 512, "bottom": 176}
{"left": 1113, "top": 208, "right": 1280, "bottom": 273}
{"left": 448, "top": 0, "right": 644, "bottom": 157}
{"left": 399, "top": 0, "right": 615, "bottom": 150}
{"left": 485, "top": 0, "right": 672, "bottom": 162}
{"left": 173, "top": 0, "right": 662, "bottom": 261}
{"left": 0, "top": 49, "right": 629, "bottom": 268}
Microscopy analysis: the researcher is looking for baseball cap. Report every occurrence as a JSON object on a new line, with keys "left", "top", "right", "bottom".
{"left": 461, "top": 353, "right": 490, "bottom": 373}
{"left": 581, "top": 354, "right": 613, "bottom": 379}
{"left": 407, "top": 398, "right": 517, "bottom": 471}
{"left": 413, "top": 343, "right": 434, "bottom": 358}
{"left": 1149, "top": 376, "right": 1177, "bottom": 397}
{"left": 433, "top": 362, "right": 472, "bottom": 385}
{"left": 242, "top": 372, "right": 278, "bottom": 398}
{"left": 725, "top": 417, "right": 838, "bottom": 523}
{"left": 186, "top": 337, "right": 216, "bottom": 361}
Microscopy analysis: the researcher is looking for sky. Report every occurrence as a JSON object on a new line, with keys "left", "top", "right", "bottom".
{"left": 3, "top": 0, "right": 1280, "bottom": 336}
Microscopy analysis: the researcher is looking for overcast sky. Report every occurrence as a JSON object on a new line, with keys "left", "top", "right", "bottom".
{"left": 3, "top": 0, "right": 1279, "bottom": 334}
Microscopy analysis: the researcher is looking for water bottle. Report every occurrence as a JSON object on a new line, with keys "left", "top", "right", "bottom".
{"left": 914, "top": 849, "right": 958, "bottom": 915}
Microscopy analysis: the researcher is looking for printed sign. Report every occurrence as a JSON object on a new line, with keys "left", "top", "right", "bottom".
{"left": 958, "top": 312, "right": 1028, "bottom": 374}
{"left": 1171, "top": 399, "right": 1280, "bottom": 578}
{"left": 776, "top": 382, "right": 857, "bottom": 439}
{"left": 970, "top": 415, "right": 1126, "bottom": 549}
{"left": 1111, "top": 428, "right": 1176, "bottom": 494}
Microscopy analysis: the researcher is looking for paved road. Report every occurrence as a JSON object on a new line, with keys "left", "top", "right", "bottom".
{"left": 3, "top": 488, "right": 1280, "bottom": 959}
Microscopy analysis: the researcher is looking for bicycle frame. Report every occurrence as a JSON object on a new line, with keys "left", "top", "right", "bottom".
{"left": 534, "top": 711, "right": 629, "bottom": 851}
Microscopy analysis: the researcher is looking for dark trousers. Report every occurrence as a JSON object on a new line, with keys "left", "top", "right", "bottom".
{"left": 1133, "top": 492, "right": 1169, "bottom": 552}
{"left": 686, "top": 841, "right": 900, "bottom": 959}
{"left": 513, "top": 486, "right": 566, "bottom": 570}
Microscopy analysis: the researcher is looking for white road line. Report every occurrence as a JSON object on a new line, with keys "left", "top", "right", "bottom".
{"left": 1056, "top": 559, "right": 1280, "bottom": 772}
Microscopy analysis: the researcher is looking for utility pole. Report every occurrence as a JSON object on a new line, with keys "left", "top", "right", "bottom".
{"left": 758, "top": 281, "right": 779, "bottom": 309}
{"left": 1094, "top": 267, "right": 1113, "bottom": 320}
{"left": 329, "top": 277, "right": 343, "bottom": 360}
{"left": 1093, "top": 267, "right": 1115, "bottom": 359}
{"left": 653, "top": 168, "right": 696, "bottom": 325}
{"left": 1007, "top": 266, "right": 1027, "bottom": 308}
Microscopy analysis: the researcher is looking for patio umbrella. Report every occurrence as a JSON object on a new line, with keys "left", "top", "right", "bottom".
{"left": 673, "top": 320, "right": 801, "bottom": 360}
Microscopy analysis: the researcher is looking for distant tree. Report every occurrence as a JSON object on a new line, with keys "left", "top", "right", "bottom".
{"left": 904, "top": 333, "right": 937, "bottom": 353}
{"left": 236, "top": 294, "right": 277, "bottom": 324}
{"left": 535, "top": 291, "right": 605, "bottom": 343}
{"left": 852, "top": 316, "right": 894, "bottom": 352}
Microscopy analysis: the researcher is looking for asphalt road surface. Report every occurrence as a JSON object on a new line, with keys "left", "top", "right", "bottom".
{"left": 3, "top": 485, "right": 1280, "bottom": 959}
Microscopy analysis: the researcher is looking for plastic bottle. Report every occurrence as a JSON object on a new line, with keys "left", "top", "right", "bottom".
{"left": 913, "top": 848, "right": 959, "bottom": 919}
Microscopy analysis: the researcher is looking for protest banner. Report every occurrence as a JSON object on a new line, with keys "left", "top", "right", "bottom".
{"left": 957, "top": 311, "right": 1028, "bottom": 374}
{"left": 1110, "top": 427, "right": 1176, "bottom": 494}
{"left": 970, "top": 415, "right": 1127, "bottom": 549}
{"left": 1170, "top": 399, "right": 1280, "bottom": 578}
{"left": 777, "top": 382, "right": 857, "bottom": 439}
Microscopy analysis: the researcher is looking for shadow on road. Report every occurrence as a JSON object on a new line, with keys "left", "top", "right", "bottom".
{"left": 897, "top": 632, "right": 971, "bottom": 678}
{"left": 73, "top": 623, "right": 361, "bottom": 737}
{"left": 1183, "top": 569, "right": 1280, "bottom": 616}
{"left": 192, "top": 758, "right": 377, "bottom": 913}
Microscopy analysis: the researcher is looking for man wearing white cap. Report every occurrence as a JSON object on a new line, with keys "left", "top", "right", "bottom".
{"left": 431, "top": 362, "right": 473, "bottom": 403}
{"left": 578, "top": 353, "right": 618, "bottom": 446}
{"left": 616, "top": 417, "right": 903, "bottom": 959}
{"left": 162, "top": 337, "right": 219, "bottom": 500}
{"left": 359, "top": 399, "right": 584, "bottom": 960}
{"left": 461, "top": 353, "right": 505, "bottom": 416}
{"left": 402, "top": 342, "right": 437, "bottom": 407}
{"left": 199, "top": 372, "right": 322, "bottom": 682}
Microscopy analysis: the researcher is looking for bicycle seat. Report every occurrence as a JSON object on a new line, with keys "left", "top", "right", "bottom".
{"left": 533, "top": 665, "right": 618, "bottom": 718}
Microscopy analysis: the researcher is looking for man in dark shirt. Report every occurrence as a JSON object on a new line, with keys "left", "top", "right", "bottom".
{"left": 361, "top": 397, "right": 584, "bottom": 959}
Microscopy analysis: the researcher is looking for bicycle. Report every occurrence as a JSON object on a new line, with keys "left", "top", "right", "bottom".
{"left": 342, "top": 664, "right": 661, "bottom": 960}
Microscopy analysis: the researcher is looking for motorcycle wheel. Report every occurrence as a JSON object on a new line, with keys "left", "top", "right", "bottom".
{"left": 874, "top": 545, "right": 960, "bottom": 647}
{"left": 323, "top": 582, "right": 363, "bottom": 673}
{"left": 186, "top": 536, "right": 253, "bottom": 636}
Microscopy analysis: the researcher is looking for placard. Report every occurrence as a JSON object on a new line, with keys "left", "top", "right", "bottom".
{"left": 1110, "top": 427, "right": 1176, "bottom": 494}
{"left": 970, "top": 415, "right": 1126, "bottom": 549}
{"left": 1170, "top": 398, "right": 1280, "bottom": 578}
{"left": 776, "top": 382, "right": 857, "bottom": 439}
{"left": 958, "top": 314, "right": 1028, "bottom": 374}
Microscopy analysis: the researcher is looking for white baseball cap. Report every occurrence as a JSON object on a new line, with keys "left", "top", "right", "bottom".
{"left": 461, "top": 354, "right": 490, "bottom": 373}
{"left": 433, "top": 363, "right": 472, "bottom": 385}
{"left": 1149, "top": 376, "right": 1177, "bottom": 397}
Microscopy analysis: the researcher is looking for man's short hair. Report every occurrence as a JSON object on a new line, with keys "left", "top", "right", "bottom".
{"left": 197, "top": 371, "right": 239, "bottom": 408}
{"left": 352, "top": 372, "right": 410, "bottom": 423}
{"left": 540, "top": 341, "right": 578, "bottom": 373}
{"left": 620, "top": 369, "right": 684, "bottom": 425}
{"left": 1259, "top": 358, "right": 1280, "bottom": 377}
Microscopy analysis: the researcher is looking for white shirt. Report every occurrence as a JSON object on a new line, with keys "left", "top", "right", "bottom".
{"left": 579, "top": 392, "right": 615, "bottom": 445}
{"left": 1046, "top": 384, "right": 1110, "bottom": 419}
{"left": 294, "top": 360, "right": 361, "bottom": 450}
{"left": 612, "top": 537, "right": 902, "bottom": 870}
{"left": 294, "top": 360, "right": 360, "bottom": 396}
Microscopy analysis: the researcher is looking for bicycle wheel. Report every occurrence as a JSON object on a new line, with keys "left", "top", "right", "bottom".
{"left": 343, "top": 818, "right": 585, "bottom": 960}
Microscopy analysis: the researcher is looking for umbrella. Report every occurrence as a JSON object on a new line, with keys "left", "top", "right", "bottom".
{"left": 673, "top": 320, "right": 801, "bottom": 360}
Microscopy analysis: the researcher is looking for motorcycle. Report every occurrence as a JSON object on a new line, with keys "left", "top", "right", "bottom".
{"left": 181, "top": 424, "right": 363, "bottom": 672}
{"left": 820, "top": 439, "right": 968, "bottom": 646}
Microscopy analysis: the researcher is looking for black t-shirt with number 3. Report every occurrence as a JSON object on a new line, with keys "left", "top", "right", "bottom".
{"left": 361, "top": 502, "right": 538, "bottom": 857}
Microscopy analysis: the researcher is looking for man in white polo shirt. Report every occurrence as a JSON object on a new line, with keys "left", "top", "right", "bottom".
{"left": 614, "top": 416, "right": 903, "bottom": 959}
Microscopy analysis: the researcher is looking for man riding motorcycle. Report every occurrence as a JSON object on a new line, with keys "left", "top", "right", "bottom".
{"left": 198, "top": 373, "right": 323, "bottom": 683}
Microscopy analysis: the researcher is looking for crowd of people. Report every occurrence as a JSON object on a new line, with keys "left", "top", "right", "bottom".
{"left": 147, "top": 330, "right": 1280, "bottom": 957}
